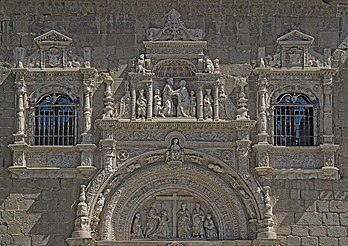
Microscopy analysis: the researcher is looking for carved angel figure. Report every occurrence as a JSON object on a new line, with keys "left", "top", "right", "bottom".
{"left": 192, "top": 203, "right": 205, "bottom": 238}
{"left": 137, "top": 89, "right": 147, "bottom": 119}
{"left": 204, "top": 214, "right": 217, "bottom": 239}
{"left": 177, "top": 203, "right": 191, "bottom": 238}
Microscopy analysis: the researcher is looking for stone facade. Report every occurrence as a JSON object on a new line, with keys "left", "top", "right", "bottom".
{"left": 1, "top": 1, "right": 348, "bottom": 246}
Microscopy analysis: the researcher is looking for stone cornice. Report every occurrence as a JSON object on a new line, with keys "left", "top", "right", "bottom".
{"left": 254, "top": 67, "right": 337, "bottom": 77}
{"left": 96, "top": 119, "right": 256, "bottom": 131}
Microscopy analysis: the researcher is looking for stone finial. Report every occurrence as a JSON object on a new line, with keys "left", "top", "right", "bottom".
{"left": 71, "top": 185, "right": 91, "bottom": 238}
{"left": 236, "top": 76, "right": 250, "bottom": 120}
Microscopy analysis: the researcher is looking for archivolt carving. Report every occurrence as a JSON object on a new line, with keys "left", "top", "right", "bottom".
{"left": 152, "top": 59, "right": 197, "bottom": 78}
{"left": 86, "top": 150, "right": 264, "bottom": 242}
{"left": 29, "top": 84, "right": 79, "bottom": 103}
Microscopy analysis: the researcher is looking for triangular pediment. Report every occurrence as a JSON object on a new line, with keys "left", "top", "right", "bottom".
{"left": 277, "top": 29, "right": 314, "bottom": 45}
{"left": 34, "top": 30, "right": 72, "bottom": 48}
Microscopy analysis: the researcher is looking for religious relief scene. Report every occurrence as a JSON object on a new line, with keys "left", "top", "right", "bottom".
{"left": 1, "top": 1, "right": 348, "bottom": 246}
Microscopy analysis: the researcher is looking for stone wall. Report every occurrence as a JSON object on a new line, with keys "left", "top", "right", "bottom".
{"left": 1, "top": 0, "right": 348, "bottom": 245}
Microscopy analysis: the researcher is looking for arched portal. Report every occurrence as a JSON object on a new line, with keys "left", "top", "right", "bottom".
{"left": 90, "top": 149, "right": 263, "bottom": 243}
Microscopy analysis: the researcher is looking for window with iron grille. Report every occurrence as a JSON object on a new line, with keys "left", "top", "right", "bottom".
{"left": 33, "top": 93, "right": 78, "bottom": 145}
{"left": 273, "top": 93, "right": 315, "bottom": 146}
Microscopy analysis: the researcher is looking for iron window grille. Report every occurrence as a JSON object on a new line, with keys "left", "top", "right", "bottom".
{"left": 273, "top": 93, "right": 315, "bottom": 146}
{"left": 33, "top": 93, "right": 78, "bottom": 146}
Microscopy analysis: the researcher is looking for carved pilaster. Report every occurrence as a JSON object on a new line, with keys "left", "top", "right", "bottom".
{"left": 146, "top": 81, "right": 153, "bottom": 120}
{"left": 131, "top": 83, "right": 137, "bottom": 121}
{"left": 100, "top": 139, "right": 116, "bottom": 172}
{"left": 213, "top": 81, "right": 219, "bottom": 121}
{"left": 81, "top": 68, "right": 96, "bottom": 144}
{"left": 236, "top": 137, "right": 251, "bottom": 173}
{"left": 320, "top": 144, "right": 339, "bottom": 179}
{"left": 257, "top": 74, "right": 269, "bottom": 143}
{"left": 101, "top": 73, "right": 114, "bottom": 120}
{"left": 322, "top": 73, "right": 334, "bottom": 144}
{"left": 197, "top": 85, "right": 204, "bottom": 121}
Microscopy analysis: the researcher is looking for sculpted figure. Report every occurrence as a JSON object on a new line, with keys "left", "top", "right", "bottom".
{"left": 190, "top": 91, "right": 196, "bottom": 117}
{"left": 192, "top": 203, "right": 205, "bottom": 238}
{"left": 162, "top": 78, "right": 175, "bottom": 117}
{"left": 204, "top": 56, "right": 215, "bottom": 73}
{"left": 137, "top": 89, "right": 147, "bottom": 119}
{"left": 132, "top": 213, "right": 143, "bottom": 238}
{"left": 136, "top": 54, "right": 146, "bottom": 74}
{"left": 153, "top": 89, "right": 164, "bottom": 118}
{"left": 204, "top": 214, "right": 217, "bottom": 239}
{"left": 203, "top": 89, "right": 213, "bottom": 119}
{"left": 157, "top": 210, "right": 170, "bottom": 238}
{"left": 145, "top": 203, "right": 160, "bottom": 238}
{"left": 177, "top": 203, "right": 191, "bottom": 238}
{"left": 176, "top": 80, "right": 190, "bottom": 117}
{"left": 166, "top": 138, "right": 183, "bottom": 163}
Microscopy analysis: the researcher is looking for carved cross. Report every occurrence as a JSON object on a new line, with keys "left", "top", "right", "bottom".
{"left": 156, "top": 193, "right": 194, "bottom": 238}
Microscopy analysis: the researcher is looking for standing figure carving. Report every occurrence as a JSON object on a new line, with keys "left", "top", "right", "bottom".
{"left": 204, "top": 214, "right": 217, "bottom": 239}
{"left": 144, "top": 203, "right": 160, "bottom": 238}
{"left": 136, "top": 54, "right": 146, "bottom": 74}
{"left": 177, "top": 203, "right": 191, "bottom": 238}
{"left": 192, "top": 203, "right": 205, "bottom": 238}
{"left": 203, "top": 89, "right": 213, "bottom": 119}
{"left": 190, "top": 91, "right": 196, "bottom": 117}
{"left": 131, "top": 213, "right": 143, "bottom": 238}
{"left": 204, "top": 56, "right": 215, "bottom": 73}
{"left": 157, "top": 210, "right": 170, "bottom": 238}
{"left": 137, "top": 89, "right": 147, "bottom": 119}
{"left": 153, "top": 89, "right": 164, "bottom": 117}
{"left": 162, "top": 78, "right": 175, "bottom": 117}
{"left": 176, "top": 80, "right": 190, "bottom": 117}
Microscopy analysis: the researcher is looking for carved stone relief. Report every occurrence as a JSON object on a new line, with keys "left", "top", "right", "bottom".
{"left": 270, "top": 150, "right": 319, "bottom": 169}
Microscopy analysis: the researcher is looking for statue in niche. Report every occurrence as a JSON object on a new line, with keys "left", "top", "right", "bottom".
{"left": 190, "top": 91, "right": 196, "bottom": 117}
{"left": 162, "top": 78, "right": 176, "bottom": 117}
{"left": 203, "top": 89, "right": 213, "bottom": 119}
{"left": 136, "top": 54, "right": 146, "bottom": 74}
{"left": 176, "top": 80, "right": 190, "bottom": 117}
{"left": 204, "top": 214, "right": 217, "bottom": 239}
{"left": 131, "top": 213, "right": 143, "bottom": 238}
{"left": 157, "top": 210, "right": 170, "bottom": 238}
{"left": 218, "top": 82, "right": 237, "bottom": 120}
{"left": 177, "top": 202, "right": 191, "bottom": 238}
{"left": 192, "top": 203, "right": 205, "bottom": 238}
{"left": 165, "top": 138, "right": 184, "bottom": 163}
{"left": 137, "top": 89, "right": 147, "bottom": 119}
{"left": 153, "top": 89, "right": 165, "bottom": 118}
{"left": 144, "top": 203, "right": 160, "bottom": 238}
{"left": 204, "top": 56, "right": 214, "bottom": 73}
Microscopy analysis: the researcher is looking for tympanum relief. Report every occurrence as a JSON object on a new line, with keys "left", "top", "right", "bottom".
{"left": 131, "top": 198, "right": 218, "bottom": 240}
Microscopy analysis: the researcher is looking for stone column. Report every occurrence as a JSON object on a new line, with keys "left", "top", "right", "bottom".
{"left": 257, "top": 186, "right": 276, "bottom": 239}
{"left": 13, "top": 69, "right": 28, "bottom": 143}
{"left": 197, "top": 84, "right": 204, "bottom": 121}
{"left": 100, "top": 139, "right": 116, "bottom": 172}
{"left": 102, "top": 73, "right": 114, "bottom": 120}
{"left": 146, "top": 81, "right": 153, "bottom": 120}
{"left": 213, "top": 81, "right": 219, "bottom": 121}
{"left": 131, "top": 83, "right": 137, "bottom": 121}
{"left": 257, "top": 74, "right": 269, "bottom": 143}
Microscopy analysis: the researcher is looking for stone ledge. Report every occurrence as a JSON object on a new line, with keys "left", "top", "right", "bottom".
{"left": 254, "top": 167, "right": 339, "bottom": 180}
{"left": 94, "top": 239, "right": 280, "bottom": 246}
{"left": 8, "top": 166, "right": 97, "bottom": 179}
